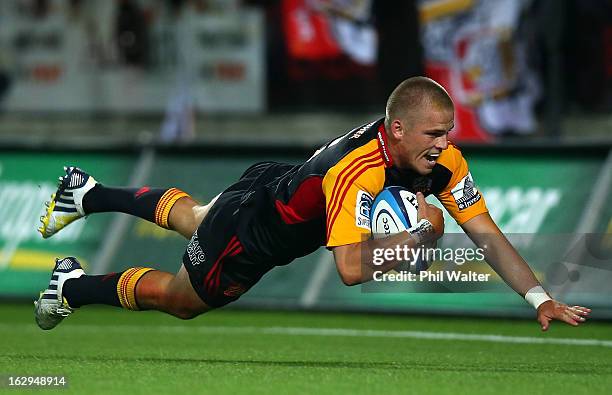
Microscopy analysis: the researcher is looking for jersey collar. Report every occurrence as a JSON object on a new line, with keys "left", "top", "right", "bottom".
{"left": 377, "top": 123, "right": 394, "bottom": 168}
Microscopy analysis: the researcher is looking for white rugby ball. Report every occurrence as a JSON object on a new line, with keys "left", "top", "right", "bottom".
{"left": 370, "top": 186, "right": 430, "bottom": 273}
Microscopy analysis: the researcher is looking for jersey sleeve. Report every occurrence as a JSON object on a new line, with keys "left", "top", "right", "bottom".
{"left": 323, "top": 165, "right": 385, "bottom": 248}
{"left": 436, "top": 145, "right": 489, "bottom": 225}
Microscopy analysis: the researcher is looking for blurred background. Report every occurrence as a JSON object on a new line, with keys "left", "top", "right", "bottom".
{"left": 0, "top": 0, "right": 610, "bottom": 318}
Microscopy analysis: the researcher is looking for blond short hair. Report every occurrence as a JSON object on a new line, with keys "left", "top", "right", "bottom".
{"left": 385, "top": 77, "right": 454, "bottom": 130}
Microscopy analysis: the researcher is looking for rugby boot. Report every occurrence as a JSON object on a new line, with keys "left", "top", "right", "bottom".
{"left": 38, "top": 166, "right": 97, "bottom": 238}
{"left": 34, "top": 257, "right": 84, "bottom": 330}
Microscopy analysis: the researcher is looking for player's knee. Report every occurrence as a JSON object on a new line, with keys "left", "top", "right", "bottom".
{"left": 167, "top": 299, "right": 208, "bottom": 320}
{"left": 164, "top": 293, "right": 209, "bottom": 320}
{"left": 172, "top": 306, "right": 203, "bottom": 320}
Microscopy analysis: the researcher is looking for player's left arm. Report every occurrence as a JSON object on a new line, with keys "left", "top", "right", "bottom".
{"left": 461, "top": 212, "right": 591, "bottom": 331}
{"left": 437, "top": 144, "right": 591, "bottom": 330}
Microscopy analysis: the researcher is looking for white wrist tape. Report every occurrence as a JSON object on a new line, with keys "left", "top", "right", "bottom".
{"left": 524, "top": 286, "right": 552, "bottom": 309}
{"left": 408, "top": 219, "right": 434, "bottom": 245}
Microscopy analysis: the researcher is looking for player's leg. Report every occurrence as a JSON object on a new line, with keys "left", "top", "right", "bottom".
{"left": 39, "top": 166, "right": 213, "bottom": 240}
{"left": 133, "top": 264, "right": 209, "bottom": 319}
{"left": 34, "top": 257, "right": 210, "bottom": 330}
{"left": 35, "top": 191, "right": 227, "bottom": 329}
{"left": 62, "top": 263, "right": 210, "bottom": 319}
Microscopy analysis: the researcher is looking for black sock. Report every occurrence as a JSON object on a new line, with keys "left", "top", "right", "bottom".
{"left": 63, "top": 267, "right": 154, "bottom": 310}
{"left": 63, "top": 273, "right": 122, "bottom": 308}
{"left": 82, "top": 185, "right": 167, "bottom": 224}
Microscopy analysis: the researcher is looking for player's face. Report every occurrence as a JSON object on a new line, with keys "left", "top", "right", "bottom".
{"left": 395, "top": 105, "right": 454, "bottom": 175}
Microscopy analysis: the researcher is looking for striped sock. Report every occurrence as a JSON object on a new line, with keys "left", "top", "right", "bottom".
{"left": 116, "top": 267, "right": 155, "bottom": 310}
{"left": 83, "top": 185, "right": 189, "bottom": 229}
{"left": 63, "top": 268, "right": 155, "bottom": 310}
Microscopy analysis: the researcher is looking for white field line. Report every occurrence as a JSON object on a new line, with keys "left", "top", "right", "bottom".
{"left": 92, "top": 147, "right": 155, "bottom": 275}
{"left": 299, "top": 250, "right": 334, "bottom": 308}
{"left": 2, "top": 323, "right": 612, "bottom": 348}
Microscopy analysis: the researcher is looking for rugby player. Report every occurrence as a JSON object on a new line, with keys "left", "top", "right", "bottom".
{"left": 34, "top": 77, "right": 590, "bottom": 331}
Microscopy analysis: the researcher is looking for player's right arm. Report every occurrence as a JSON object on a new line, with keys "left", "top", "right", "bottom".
{"left": 332, "top": 193, "right": 444, "bottom": 285}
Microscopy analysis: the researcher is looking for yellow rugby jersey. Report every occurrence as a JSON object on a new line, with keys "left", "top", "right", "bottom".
{"left": 235, "top": 118, "right": 488, "bottom": 262}
{"left": 319, "top": 120, "right": 488, "bottom": 247}
{"left": 321, "top": 138, "right": 387, "bottom": 247}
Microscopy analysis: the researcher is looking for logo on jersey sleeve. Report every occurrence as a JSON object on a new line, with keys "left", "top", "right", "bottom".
{"left": 355, "top": 190, "right": 374, "bottom": 229}
{"left": 350, "top": 121, "right": 375, "bottom": 139}
{"left": 451, "top": 172, "right": 482, "bottom": 210}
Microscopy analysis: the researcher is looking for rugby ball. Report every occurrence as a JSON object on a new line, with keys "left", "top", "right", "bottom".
{"left": 370, "top": 186, "right": 430, "bottom": 273}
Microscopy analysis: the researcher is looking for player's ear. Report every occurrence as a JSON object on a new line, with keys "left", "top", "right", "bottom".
{"left": 390, "top": 119, "right": 404, "bottom": 139}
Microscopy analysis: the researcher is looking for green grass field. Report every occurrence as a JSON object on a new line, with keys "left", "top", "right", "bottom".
{"left": 1, "top": 303, "right": 611, "bottom": 394}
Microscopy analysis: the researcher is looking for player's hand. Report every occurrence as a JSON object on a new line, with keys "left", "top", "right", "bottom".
{"left": 537, "top": 300, "right": 591, "bottom": 331}
{"left": 416, "top": 192, "right": 444, "bottom": 239}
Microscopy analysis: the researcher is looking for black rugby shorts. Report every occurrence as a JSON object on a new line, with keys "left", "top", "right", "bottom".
{"left": 181, "top": 162, "right": 278, "bottom": 307}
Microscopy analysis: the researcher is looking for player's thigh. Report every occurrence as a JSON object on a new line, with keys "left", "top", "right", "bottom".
{"left": 165, "top": 264, "right": 211, "bottom": 316}
{"left": 192, "top": 193, "right": 221, "bottom": 227}
{"left": 170, "top": 194, "right": 219, "bottom": 239}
